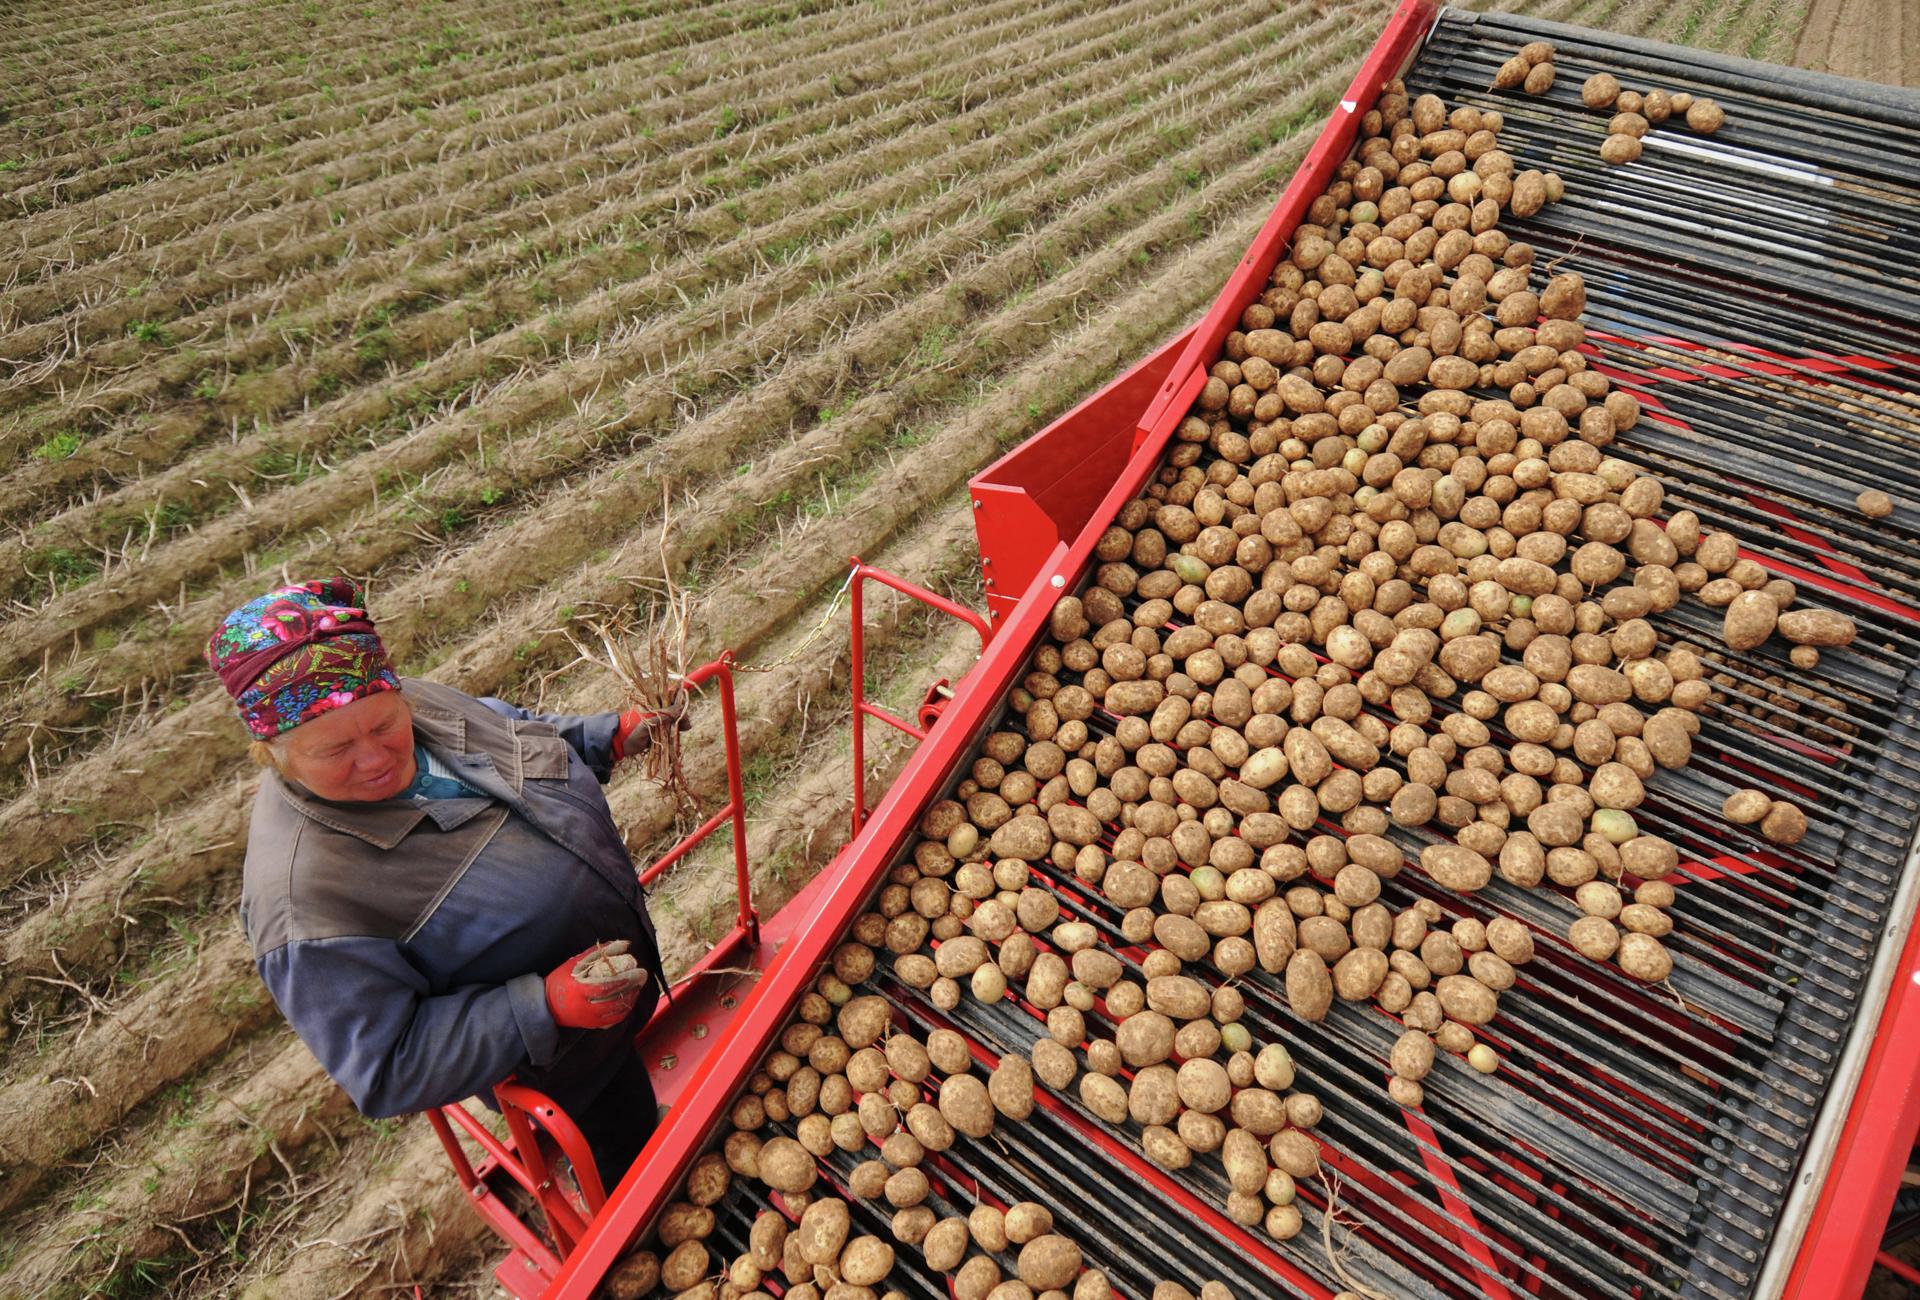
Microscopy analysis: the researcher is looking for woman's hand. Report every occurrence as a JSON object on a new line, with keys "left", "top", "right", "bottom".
{"left": 611, "top": 693, "right": 691, "bottom": 762}
{"left": 545, "top": 941, "right": 650, "bottom": 1029}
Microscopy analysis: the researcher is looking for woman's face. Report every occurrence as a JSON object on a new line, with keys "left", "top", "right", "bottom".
{"left": 279, "top": 690, "right": 417, "bottom": 802}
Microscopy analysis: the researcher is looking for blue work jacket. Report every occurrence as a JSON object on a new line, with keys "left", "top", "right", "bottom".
{"left": 239, "top": 678, "right": 664, "bottom": 1120}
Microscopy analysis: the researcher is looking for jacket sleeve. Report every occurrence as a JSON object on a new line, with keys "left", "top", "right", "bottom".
{"left": 476, "top": 696, "right": 620, "bottom": 784}
{"left": 257, "top": 935, "right": 560, "bottom": 1118}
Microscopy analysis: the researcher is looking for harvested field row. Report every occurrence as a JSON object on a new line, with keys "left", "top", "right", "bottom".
{"left": 0, "top": 0, "right": 1059, "bottom": 402}
{"left": 0, "top": 0, "right": 1180, "bottom": 485}
{"left": 0, "top": 0, "right": 963, "bottom": 315}
{"left": 0, "top": 0, "right": 1882, "bottom": 1295}
{"left": 1, "top": 0, "right": 737, "bottom": 141}
{"left": 2, "top": 0, "right": 847, "bottom": 213}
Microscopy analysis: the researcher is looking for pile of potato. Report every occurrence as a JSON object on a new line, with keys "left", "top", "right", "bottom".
{"left": 668, "top": 958, "right": 1116, "bottom": 1300}
{"left": 1497, "top": 38, "right": 1727, "bottom": 164}
{"left": 634, "top": 63, "right": 1862, "bottom": 1299}
{"left": 1577, "top": 59, "right": 1725, "bottom": 163}
{"left": 879, "top": 71, "right": 1858, "bottom": 1133}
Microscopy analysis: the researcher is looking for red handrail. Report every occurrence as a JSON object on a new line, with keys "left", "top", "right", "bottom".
{"left": 846, "top": 556, "right": 992, "bottom": 835}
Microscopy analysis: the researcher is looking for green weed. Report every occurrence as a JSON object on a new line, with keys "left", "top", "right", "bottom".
{"left": 32, "top": 431, "right": 84, "bottom": 460}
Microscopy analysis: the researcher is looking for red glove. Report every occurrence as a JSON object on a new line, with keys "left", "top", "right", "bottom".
{"left": 545, "top": 941, "right": 649, "bottom": 1030}
{"left": 612, "top": 695, "right": 690, "bottom": 762}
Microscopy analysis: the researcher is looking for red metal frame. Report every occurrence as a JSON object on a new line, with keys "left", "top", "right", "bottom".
{"left": 541, "top": 0, "right": 1920, "bottom": 1293}
{"left": 969, "top": 325, "right": 1196, "bottom": 627}
{"left": 427, "top": 1104, "right": 568, "bottom": 1296}
{"left": 636, "top": 654, "right": 758, "bottom": 958}
{"left": 848, "top": 556, "right": 993, "bottom": 835}
{"left": 1784, "top": 906, "right": 1920, "bottom": 1299}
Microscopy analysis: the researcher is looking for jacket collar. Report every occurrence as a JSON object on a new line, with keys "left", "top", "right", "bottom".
{"left": 272, "top": 682, "right": 531, "bottom": 848}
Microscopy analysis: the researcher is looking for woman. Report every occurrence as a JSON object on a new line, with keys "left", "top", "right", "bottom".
{"left": 209, "top": 576, "right": 677, "bottom": 1186}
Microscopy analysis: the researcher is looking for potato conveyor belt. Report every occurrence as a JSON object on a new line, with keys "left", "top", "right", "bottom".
{"left": 593, "top": 8, "right": 1920, "bottom": 1300}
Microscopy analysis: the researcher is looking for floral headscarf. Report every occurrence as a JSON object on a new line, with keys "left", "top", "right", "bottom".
{"left": 206, "top": 577, "right": 399, "bottom": 739}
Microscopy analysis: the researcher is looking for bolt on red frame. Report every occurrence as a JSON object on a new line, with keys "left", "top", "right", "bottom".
{"left": 847, "top": 555, "right": 993, "bottom": 836}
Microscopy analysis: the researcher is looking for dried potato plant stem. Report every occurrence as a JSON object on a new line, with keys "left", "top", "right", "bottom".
{"left": 556, "top": 483, "right": 700, "bottom": 819}
{"left": 1319, "top": 1169, "right": 1394, "bottom": 1300}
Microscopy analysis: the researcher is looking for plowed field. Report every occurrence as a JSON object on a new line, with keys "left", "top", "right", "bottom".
{"left": 0, "top": 1, "right": 1904, "bottom": 1295}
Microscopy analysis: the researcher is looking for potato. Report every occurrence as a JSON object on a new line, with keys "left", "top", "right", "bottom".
{"left": 1031, "top": 1037, "right": 1077, "bottom": 1090}
{"left": 923, "top": 1217, "right": 971, "bottom": 1271}
{"left": 915, "top": 1029, "right": 963, "bottom": 1076}
{"left": 1859, "top": 489, "right": 1895, "bottom": 518}
{"left": 848, "top": 1159, "right": 891, "bottom": 1199}
{"left": 978, "top": 1054, "right": 1033, "bottom": 1123}
{"left": 837, "top": 996, "right": 891, "bottom": 1050}
{"left": 885, "top": 1167, "right": 930, "bottom": 1209}
{"left": 1762, "top": 800, "right": 1809, "bottom": 845}
{"left": 1127, "top": 1063, "right": 1179, "bottom": 1127}
{"left": 1581, "top": 73, "right": 1620, "bottom": 108}
{"left": 990, "top": 816, "right": 1053, "bottom": 862}
{"left": 749, "top": 1212, "right": 790, "bottom": 1271}
{"left": 1468, "top": 950, "right": 1516, "bottom": 991}
{"left": 957, "top": 1257, "right": 1003, "bottom": 1300}
{"left": 1568, "top": 916, "right": 1620, "bottom": 960}
{"left": 661, "top": 1240, "right": 709, "bottom": 1292}
{"left": 1619, "top": 932, "right": 1673, "bottom": 982}
{"left": 1609, "top": 110, "right": 1650, "bottom": 138}
{"left": 1619, "top": 903, "right": 1673, "bottom": 937}
{"left": 1485, "top": 917, "right": 1534, "bottom": 964}
{"left": 1421, "top": 842, "right": 1492, "bottom": 892}
{"left": 1685, "top": 98, "right": 1725, "bottom": 132}
{"left": 1221, "top": 1086, "right": 1285, "bottom": 1139}
{"left": 1005, "top": 1202, "right": 1054, "bottom": 1244}
{"left": 939, "top": 1074, "right": 995, "bottom": 1139}
{"left": 1018, "top": 1236, "right": 1082, "bottom": 1291}
{"left": 1071, "top": 948, "right": 1124, "bottom": 988}
{"left": 1253, "top": 900, "right": 1297, "bottom": 973}
{"left": 1286, "top": 949, "right": 1333, "bottom": 1021}
{"left": 1148, "top": 975, "right": 1212, "bottom": 1020}
{"left": 1589, "top": 762, "right": 1645, "bottom": 812}
{"left": 1523, "top": 62, "right": 1555, "bottom": 95}
{"left": 1076, "top": 1272, "right": 1115, "bottom": 1300}
{"left": 1222, "top": 1126, "right": 1270, "bottom": 1193}
{"left": 1177, "top": 1058, "right": 1233, "bottom": 1113}
{"left": 1777, "top": 609, "right": 1857, "bottom": 647}
{"left": 660, "top": 1203, "right": 716, "bottom": 1248}
{"left": 1599, "top": 134, "right": 1641, "bottom": 164}
{"left": 905, "top": 1102, "right": 954, "bottom": 1153}
{"left": 605, "top": 1250, "right": 661, "bottom": 1300}
{"left": 1143, "top": 1123, "right": 1192, "bottom": 1170}
{"left": 1723, "top": 788, "right": 1771, "bottom": 824}
{"left": 1269, "top": 1128, "right": 1322, "bottom": 1179}
{"left": 1435, "top": 974, "right": 1498, "bottom": 1025}
{"left": 1721, "top": 590, "right": 1778, "bottom": 650}
{"left": 758, "top": 1136, "right": 818, "bottom": 1193}
{"left": 1080, "top": 1072, "right": 1129, "bottom": 1124}
{"left": 1391, "top": 1028, "right": 1436, "bottom": 1081}
{"left": 1333, "top": 947, "right": 1389, "bottom": 1000}
{"left": 798, "top": 1199, "right": 853, "bottom": 1265}
{"left": 841, "top": 1236, "right": 895, "bottom": 1287}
